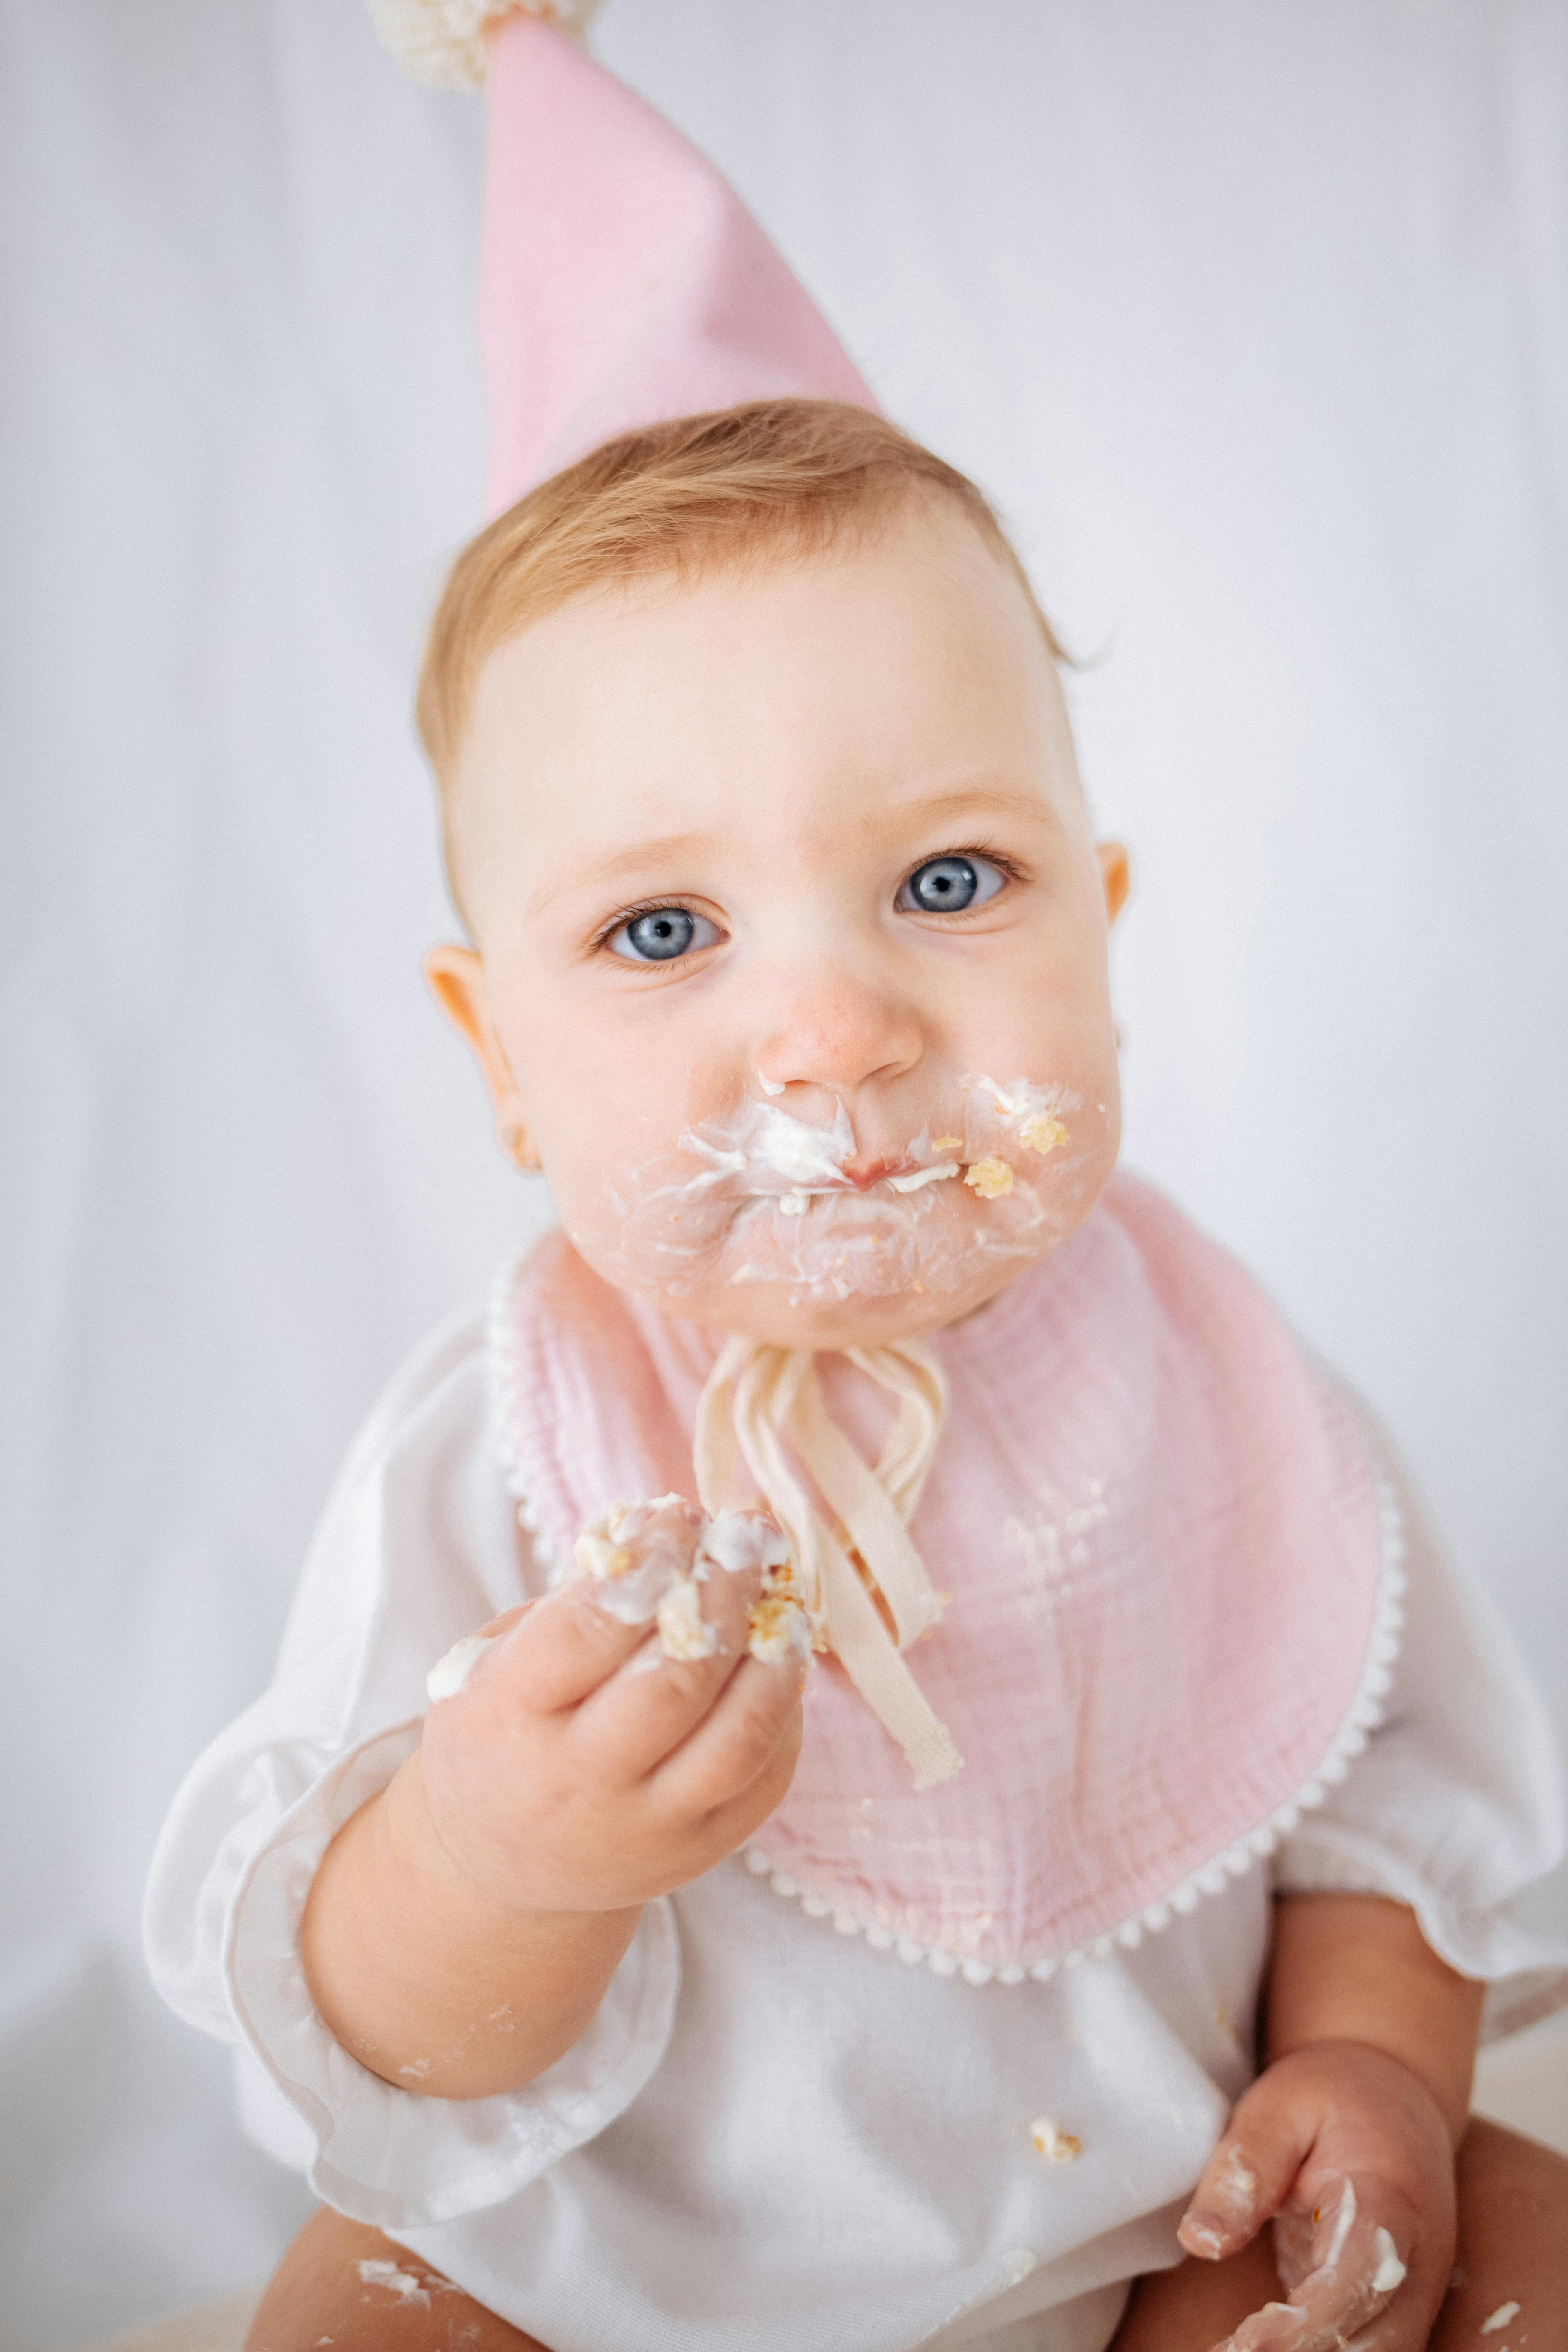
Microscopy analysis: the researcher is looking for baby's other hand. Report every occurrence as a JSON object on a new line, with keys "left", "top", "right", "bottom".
{"left": 1177, "top": 2041, "right": 1455, "bottom": 2350}
{"left": 418, "top": 1497, "right": 809, "bottom": 1920}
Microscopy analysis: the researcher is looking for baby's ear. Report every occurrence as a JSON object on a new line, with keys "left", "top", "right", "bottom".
{"left": 424, "top": 944, "right": 494, "bottom": 1066}
{"left": 423, "top": 945, "right": 522, "bottom": 1110}
{"left": 423, "top": 946, "right": 538, "bottom": 1169}
{"left": 1096, "top": 841, "right": 1131, "bottom": 927}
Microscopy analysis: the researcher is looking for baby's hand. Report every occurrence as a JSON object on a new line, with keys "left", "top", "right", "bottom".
{"left": 418, "top": 1497, "right": 809, "bottom": 1919}
{"left": 1177, "top": 2041, "right": 1456, "bottom": 2350}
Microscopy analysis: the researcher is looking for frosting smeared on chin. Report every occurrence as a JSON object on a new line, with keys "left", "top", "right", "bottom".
{"left": 587, "top": 1073, "right": 1096, "bottom": 1312}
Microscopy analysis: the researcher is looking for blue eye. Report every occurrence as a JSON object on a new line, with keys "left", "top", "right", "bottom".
{"left": 896, "top": 854, "right": 1007, "bottom": 915}
{"left": 607, "top": 906, "right": 720, "bottom": 962}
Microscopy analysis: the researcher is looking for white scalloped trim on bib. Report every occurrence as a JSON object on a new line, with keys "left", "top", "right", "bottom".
{"left": 489, "top": 1249, "right": 561, "bottom": 1576}
{"left": 741, "top": 1475, "right": 1408, "bottom": 1984}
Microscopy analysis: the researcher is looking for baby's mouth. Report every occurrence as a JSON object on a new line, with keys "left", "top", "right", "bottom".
{"left": 655, "top": 1076, "right": 1079, "bottom": 1223}
{"left": 839, "top": 1154, "right": 906, "bottom": 1192}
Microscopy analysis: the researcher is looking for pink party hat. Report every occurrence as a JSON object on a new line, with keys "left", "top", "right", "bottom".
{"left": 370, "top": 3, "right": 878, "bottom": 516}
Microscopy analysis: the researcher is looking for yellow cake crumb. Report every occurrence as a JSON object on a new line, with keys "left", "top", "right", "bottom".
{"left": 964, "top": 1157, "right": 1014, "bottom": 1199}
{"left": 1019, "top": 1112, "right": 1068, "bottom": 1156}
{"left": 657, "top": 1575, "right": 718, "bottom": 1660}
{"left": 1029, "top": 2117, "right": 1081, "bottom": 2163}
{"left": 747, "top": 1591, "right": 809, "bottom": 1663}
{"left": 932, "top": 1136, "right": 964, "bottom": 1154}
{"left": 574, "top": 1528, "right": 634, "bottom": 1579}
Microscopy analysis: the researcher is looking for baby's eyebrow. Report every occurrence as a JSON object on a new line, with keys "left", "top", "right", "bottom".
{"left": 528, "top": 831, "right": 717, "bottom": 917}
{"left": 879, "top": 783, "right": 1063, "bottom": 838}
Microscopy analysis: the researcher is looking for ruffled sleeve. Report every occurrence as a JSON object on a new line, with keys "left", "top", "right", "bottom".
{"left": 141, "top": 1306, "right": 681, "bottom": 2230}
{"left": 1275, "top": 1388, "right": 1568, "bottom": 2043}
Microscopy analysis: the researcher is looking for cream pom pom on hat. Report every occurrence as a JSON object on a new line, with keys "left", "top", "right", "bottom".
{"left": 367, "top": 0, "right": 878, "bottom": 516}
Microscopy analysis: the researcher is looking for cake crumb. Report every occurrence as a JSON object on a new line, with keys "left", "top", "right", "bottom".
{"left": 574, "top": 1527, "right": 634, "bottom": 1579}
{"left": 1019, "top": 1112, "right": 1068, "bottom": 1155}
{"left": 1030, "top": 2116, "right": 1081, "bottom": 2162}
{"left": 657, "top": 1575, "right": 718, "bottom": 1660}
{"left": 747, "top": 1590, "right": 810, "bottom": 1662}
{"left": 932, "top": 1135, "right": 964, "bottom": 1153}
{"left": 965, "top": 1157, "right": 1014, "bottom": 1199}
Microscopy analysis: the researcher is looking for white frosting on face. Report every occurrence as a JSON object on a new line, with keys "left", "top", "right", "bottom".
{"left": 596, "top": 1072, "right": 1088, "bottom": 1315}
{"left": 886, "top": 1160, "right": 959, "bottom": 1193}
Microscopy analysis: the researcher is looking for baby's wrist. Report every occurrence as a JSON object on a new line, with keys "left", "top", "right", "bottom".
{"left": 305, "top": 1754, "right": 645, "bottom": 2098}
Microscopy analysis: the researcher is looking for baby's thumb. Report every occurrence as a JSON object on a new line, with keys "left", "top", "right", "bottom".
{"left": 1180, "top": 2109, "right": 1311, "bottom": 2261}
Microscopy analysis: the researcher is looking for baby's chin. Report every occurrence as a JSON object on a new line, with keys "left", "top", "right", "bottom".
{"left": 553, "top": 1067, "right": 1117, "bottom": 1350}
{"left": 565, "top": 1160, "right": 1104, "bottom": 1351}
{"left": 626, "top": 1255, "right": 1030, "bottom": 1351}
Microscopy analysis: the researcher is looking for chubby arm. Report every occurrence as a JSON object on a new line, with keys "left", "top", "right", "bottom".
{"left": 1261, "top": 1891, "right": 1481, "bottom": 2143}
{"left": 1114, "top": 1891, "right": 1482, "bottom": 2352}
{"left": 302, "top": 1507, "right": 806, "bottom": 2101}
{"left": 301, "top": 1739, "right": 645, "bottom": 2100}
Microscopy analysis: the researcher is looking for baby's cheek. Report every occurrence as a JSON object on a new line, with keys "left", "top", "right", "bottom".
{"left": 556, "top": 1073, "right": 1114, "bottom": 1344}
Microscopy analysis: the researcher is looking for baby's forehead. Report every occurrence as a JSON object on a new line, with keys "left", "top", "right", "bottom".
{"left": 446, "top": 504, "right": 1081, "bottom": 913}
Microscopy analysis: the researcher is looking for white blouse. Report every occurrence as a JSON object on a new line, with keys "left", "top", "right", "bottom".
{"left": 143, "top": 1304, "right": 1568, "bottom": 2352}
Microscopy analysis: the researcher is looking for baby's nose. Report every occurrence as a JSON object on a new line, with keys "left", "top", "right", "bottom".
{"left": 754, "top": 971, "right": 923, "bottom": 1102}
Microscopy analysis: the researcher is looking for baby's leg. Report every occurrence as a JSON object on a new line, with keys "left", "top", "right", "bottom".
{"left": 1109, "top": 2234, "right": 1280, "bottom": 2346}
{"left": 1430, "top": 2118, "right": 1568, "bottom": 2347}
{"left": 243, "top": 2208, "right": 550, "bottom": 2352}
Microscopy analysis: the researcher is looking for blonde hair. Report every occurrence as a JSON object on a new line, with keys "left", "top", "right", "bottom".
{"left": 417, "top": 398, "right": 1063, "bottom": 790}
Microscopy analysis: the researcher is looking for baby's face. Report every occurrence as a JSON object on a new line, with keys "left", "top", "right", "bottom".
{"left": 438, "top": 499, "right": 1125, "bottom": 1348}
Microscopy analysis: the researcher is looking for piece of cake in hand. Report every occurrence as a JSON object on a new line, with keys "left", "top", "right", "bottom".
{"left": 570, "top": 1493, "right": 808, "bottom": 1666}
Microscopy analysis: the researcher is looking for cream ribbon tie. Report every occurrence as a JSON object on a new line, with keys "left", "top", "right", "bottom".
{"left": 693, "top": 1336, "right": 963, "bottom": 1790}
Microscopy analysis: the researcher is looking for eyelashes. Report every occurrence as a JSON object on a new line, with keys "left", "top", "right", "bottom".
{"left": 594, "top": 897, "right": 725, "bottom": 962}
{"left": 895, "top": 849, "right": 1014, "bottom": 917}
{"left": 591, "top": 842, "right": 1026, "bottom": 963}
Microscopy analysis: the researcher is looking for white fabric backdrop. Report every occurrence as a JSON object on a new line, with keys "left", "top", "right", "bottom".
{"left": 2, "top": 2, "right": 1564, "bottom": 2341}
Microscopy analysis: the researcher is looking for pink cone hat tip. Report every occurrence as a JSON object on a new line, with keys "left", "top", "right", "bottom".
{"left": 475, "top": 12, "right": 880, "bottom": 513}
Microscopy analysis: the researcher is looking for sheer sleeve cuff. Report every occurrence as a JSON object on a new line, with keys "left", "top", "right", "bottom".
{"left": 223, "top": 1725, "right": 681, "bottom": 2228}
{"left": 1275, "top": 1825, "right": 1568, "bottom": 2044}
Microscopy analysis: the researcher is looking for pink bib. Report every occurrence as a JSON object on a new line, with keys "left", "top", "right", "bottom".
{"left": 490, "top": 1171, "right": 1403, "bottom": 1981}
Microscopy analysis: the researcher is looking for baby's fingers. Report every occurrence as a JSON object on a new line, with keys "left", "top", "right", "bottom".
{"left": 571, "top": 1551, "right": 765, "bottom": 1779}
{"left": 650, "top": 1647, "right": 806, "bottom": 1817}
{"left": 491, "top": 1578, "right": 661, "bottom": 1712}
{"left": 1216, "top": 2178, "right": 1419, "bottom": 2352}
{"left": 1182, "top": 2122, "right": 1305, "bottom": 2261}
{"left": 498, "top": 1494, "right": 722, "bottom": 1713}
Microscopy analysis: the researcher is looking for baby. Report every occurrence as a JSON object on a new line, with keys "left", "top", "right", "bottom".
{"left": 144, "top": 18, "right": 1566, "bottom": 2352}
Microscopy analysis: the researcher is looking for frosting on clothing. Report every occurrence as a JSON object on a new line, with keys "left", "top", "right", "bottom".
{"left": 491, "top": 1170, "right": 1404, "bottom": 1976}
